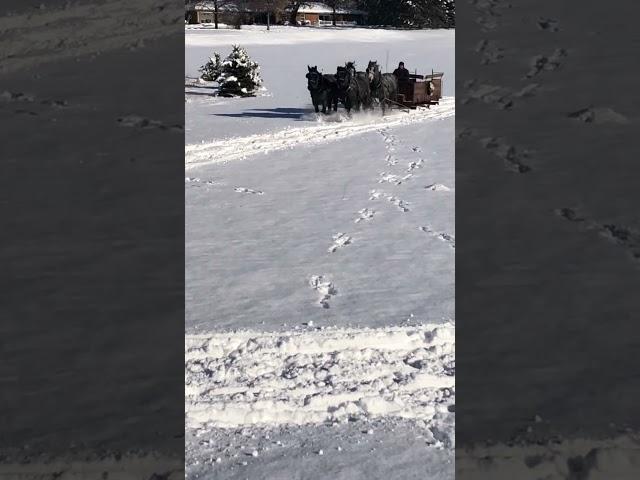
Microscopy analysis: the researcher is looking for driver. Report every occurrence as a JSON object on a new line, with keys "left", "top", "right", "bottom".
{"left": 393, "top": 61, "right": 410, "bottom": 81}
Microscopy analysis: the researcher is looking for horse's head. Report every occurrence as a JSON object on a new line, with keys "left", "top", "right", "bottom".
{"left": 345, "top": 61, "right": 356, "bottom": 76}
{"left": 366, "top": 61, "right": 379, "bottom": 83}
{"left": 306, "top": 65, "right": 322, "bottom": 89}
{"left": 336, "top": 66, "right": 351, "bottom": 89}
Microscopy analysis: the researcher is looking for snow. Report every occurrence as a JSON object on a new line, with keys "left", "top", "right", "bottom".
{"left": 186, "top": 323, "right": 454, "bottom": 428}
{"left": 186, "top": 25, "right": 454, "bottom": 478}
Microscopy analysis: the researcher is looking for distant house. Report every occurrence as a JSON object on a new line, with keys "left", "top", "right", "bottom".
{"left": 185, "top": 1, "right": 257, "bottom": 26}
{"left": 185, "top": 1, "right": 367, "bottom": 27}
{"left": 293, "top": 3, "right": 367, "bottom": 26}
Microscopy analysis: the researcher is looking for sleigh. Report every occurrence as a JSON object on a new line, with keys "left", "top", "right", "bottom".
{"left": 394, "top": 71, "right": 444, "bottom": 109}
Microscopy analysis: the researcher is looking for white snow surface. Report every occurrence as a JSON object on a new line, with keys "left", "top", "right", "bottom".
{"left": 186, "top": 26, "right": 454, "bottom": 479}
{"left": 186, "top": 323, "right": 454, "bottom": 428}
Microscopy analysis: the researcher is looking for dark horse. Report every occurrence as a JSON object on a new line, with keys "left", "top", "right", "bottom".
{"left": 336, "top": 64, "right": 371, "bottom": 114}
{"left": 345, "top": 61, "right": 372, "bottom": 110}
{"left": 306, "top": 66, "right": 337, "bottom": 114}
{"left": 366, "top": 61, "right": 398, "bottom": 115}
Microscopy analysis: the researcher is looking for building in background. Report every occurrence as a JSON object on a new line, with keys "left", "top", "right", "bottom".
{"left": 293, "top": 2, "right": 367, "bottom": 26}
{"left": 185, "top": 1, "right": 367, "bottom": 27}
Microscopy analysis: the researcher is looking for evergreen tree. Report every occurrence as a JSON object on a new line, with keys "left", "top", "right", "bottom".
{"left": 199, "top": 52, "right": 222, "bottom": 82}
{"left": 356, "top": 0, "right": 454, "bottom": 28}
{"left": 217, "top": 45, "right": 263, "bottom": 97}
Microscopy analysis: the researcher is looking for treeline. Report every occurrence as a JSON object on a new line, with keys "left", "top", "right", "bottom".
{"left": 187, "top": 1, "right": 455, "bottom": 29}
{"left": 355, "top": 0, "right": 455, "bottom": 29}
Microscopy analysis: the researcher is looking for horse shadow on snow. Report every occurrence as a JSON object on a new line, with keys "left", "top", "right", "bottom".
{"left": 212, "top": 108, "right": 309, "bottom": 120}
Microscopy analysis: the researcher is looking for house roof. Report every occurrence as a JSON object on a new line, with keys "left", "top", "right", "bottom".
{"left": 296, "top": 2, "right": 366, "bottom": 15}
{"left": 186, "top": 1, "right": 244, "bottom": 12}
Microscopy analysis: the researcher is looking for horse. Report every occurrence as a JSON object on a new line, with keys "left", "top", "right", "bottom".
{"left": 336, "top": 65, "right": 360, "bottom": 114}
{"left": 306, "top": 66, "right": 333, "bottom": 114}
{"left": 366, "top": 61, "right": 398, "bottom": 115}
{"left": 345, "top": 61, "right": 372, "bottom": 110}
{"left": 322, "top": 73, "right": 339, "bottom": 112}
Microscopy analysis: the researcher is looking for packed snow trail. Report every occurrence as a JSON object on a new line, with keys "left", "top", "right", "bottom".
{"left": 185, "top": 98, "right": 454, "bottom": 169}
{"left": 185, "top": 323, "right": 454, "bottom": 429}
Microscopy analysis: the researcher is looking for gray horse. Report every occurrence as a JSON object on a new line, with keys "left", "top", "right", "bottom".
{"left": 366, "top": 60, "right": 398, "bottom": 115}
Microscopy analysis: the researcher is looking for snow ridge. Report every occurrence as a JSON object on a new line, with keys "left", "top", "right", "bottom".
{"left": 184, "top": 97, "right": 455, "bottom": 169}
{"left": 185, "top": 324, "right": 455, "bottom": 429}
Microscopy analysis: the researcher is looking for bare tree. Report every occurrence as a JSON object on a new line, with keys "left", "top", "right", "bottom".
{"left": 249, "top": 0, "right": 290, "bottom": 30}
{"left": 324, "top": 0, "right": 344, "bottom": 26}
{"left": 205, "top": 0, "right": 233, "bottom": 29}
{"left": 287, "top": 1, "right": 309, "bottom": 25}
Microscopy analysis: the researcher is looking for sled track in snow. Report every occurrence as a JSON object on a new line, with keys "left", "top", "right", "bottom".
{"left": 185, "top": 323, "right": 454, "bottom": 429}
{"left": 184, "top": 97, "right": 455, "bottom": 170}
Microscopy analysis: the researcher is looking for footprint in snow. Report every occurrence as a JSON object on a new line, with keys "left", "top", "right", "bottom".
{"left": 567, "top": 106, "right": 628, "bottom": 125}
{"left": 420, "top": 226, "right": 455, "bottom": 248}
{"left": 385, "top": 154, "right": 398, "bottom": 166}
{"left": 424, "top": 183, "right": 452, "bottom": 192}
{"left": 309, "top": 275, "right": 337, "bottom": 308}
{"left": 354, "top": 208, "right": 375, "bottom": 223}
{"left": 407, "top": 159, "right": 425, "bottom": 172}
{"left": 524, "top": 49, "right": 567, "bottom": 79}
{"left": 537, "top": 17, "right": 560, "bottom": 32}
{"left": 554, "top": 208, "right": 640, "bottom": 261}
{"left": 378, "top": 172, "right": 413, "bottom": 185}
{"left": 234, "top": 187, "right": 264, "bottom": 195}
{"left": 328, "top": 233, "right": 352, "bottom": 253}
{"left": 481, "top": 137, "right": 532, "bottom": 173}
{"left": 370, "top": 190, "right": 410, "bottom": 212}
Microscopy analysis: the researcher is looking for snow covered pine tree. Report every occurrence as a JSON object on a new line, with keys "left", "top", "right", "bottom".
{"left": 199, "top": 52, "right": 222, "bottom": 82}
{"left": 217, "top": 45, "right": 263, "bottom": 97}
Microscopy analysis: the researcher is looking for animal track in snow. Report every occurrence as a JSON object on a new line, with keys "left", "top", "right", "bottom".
{"left": 513, "top": 83, "right": 539, "bottom": 98}
{"left": 461, "top": 81, "right": 514, "bottom": 110}
{"left": 308, "top": 275, "right": 337, "bottom": 308}
{"left": 475, "top": 39, "right": 504, "bottom": 65}
{"left": 524, "top": 49, "right": 567, "bottom": 79}
{"left": 424, "top": 183, "right": 452, "bottom": 192}
{"left": 354, "top": 208, "right": 375, "bottom": 223}
{"left": 407, "top": 159, "right": 425, "bottom": 172}
{"left": 420, "top": 226, "right": 455, "bottom": 249}
{"left": 378, "top": 128, "right": 398, "bottom": 151}
{"left": 117, "top": 115, "right": 183, "bottom": 132}
{"left": 378, "top": 172, "right": 413, "bottom": 185}
{"left": 1, "top": 90, "right": 69, "bottom": 109}
{"left": 234, "top": 187, "right": 264, "bottom": 195}
{"left": 462, "top": 79, "right": 540, "bottom": 111}
{"left": 370, "top": 190, "right": 410, "bottom": 212}
{"left": 554, "top": 208, "right": 640, "bottom": 261}
{"left": 328, "top": 233, "right": 352, "bottom": 253}
{"left": 567, "top": 106, "right": 629, "bottom": 125}
{"left": 0, "top": 91, "right": 35, "bottom": 103}
{"left": 471, "top": 0, "right": 511, "bottom": 31}
{"left": 456, "top": 127, "right": 477, "bottom": 140}
{"left": 385, "top": 154, "right": 399, "bottom": 166}
{"left": 537, "top": 17, "right": 560, "bottom": 32}
{"left": 481, "top": 137, "right": 532, "bottom": 173}
{"left": 185, "top": 177, "right": 219, "bottom": 187}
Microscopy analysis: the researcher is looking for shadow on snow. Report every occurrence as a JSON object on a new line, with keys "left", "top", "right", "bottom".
{"left": 212, "top": 108, "right": 309, "bottom": 120}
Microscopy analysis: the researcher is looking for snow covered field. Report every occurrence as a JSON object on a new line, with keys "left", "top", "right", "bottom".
{"left": 186, "top": 26, "right": 454, "bottom": 479}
